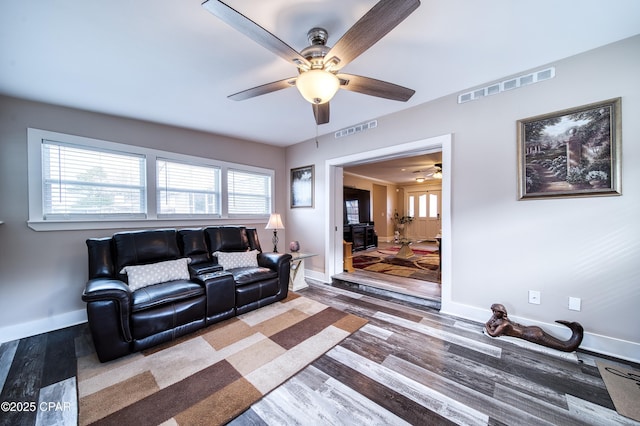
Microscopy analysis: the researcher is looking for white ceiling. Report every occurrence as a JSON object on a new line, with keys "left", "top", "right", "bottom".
{"left": 345, "top": 152, "right": 442, "bottom": 184}
{"left": 2, "top": 1, "right": 639, "bottom": 147}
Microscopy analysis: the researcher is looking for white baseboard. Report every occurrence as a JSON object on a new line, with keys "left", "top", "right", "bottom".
{"left": 0, "top": 309, "right": 87, "bottom": 344}
{"left": 441, "top": 301, "right": 640, "bottom": 364}
{"left": 305, "top": 269, "right": 328, "bottom": 283}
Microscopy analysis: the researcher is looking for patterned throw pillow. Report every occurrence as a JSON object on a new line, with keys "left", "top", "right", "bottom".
{"left": 120, "top": 258, "right": 191, "bottom": 291}
{"left": 214, "top": 250, "right": 259, "bottom": 270}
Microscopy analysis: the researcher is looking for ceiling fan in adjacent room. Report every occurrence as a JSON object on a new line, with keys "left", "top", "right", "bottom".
{"left": 201, "top": 0, "right": 420, "bottom": 125}
{"left": 413, "top": 163, "right": 442, "bottom": 182}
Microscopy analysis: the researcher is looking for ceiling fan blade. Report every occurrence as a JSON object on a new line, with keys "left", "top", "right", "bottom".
{"left": 312, "top": 103, "right": 330, "bottom": 125}
{"left": 202, "top": 0, "right": 311, "bottom": 69}
{"left": 228, "top": 77, "right": 297, "bottom": 101}
{"left": 337, "top": 74, "right": 415, "bottom": 101}
{"left": 325, "top": 0, "right": 420, "bottom": 70}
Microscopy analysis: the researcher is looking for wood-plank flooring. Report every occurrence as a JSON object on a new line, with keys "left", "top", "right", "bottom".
{"left": 1, "top": 281, "right": 639, "bottom": 425}
{"left": 0, "top": 325, "right": 80, "bottom": 426}
{"left": 233, "top": 282, "right": 639, "bottom": 425}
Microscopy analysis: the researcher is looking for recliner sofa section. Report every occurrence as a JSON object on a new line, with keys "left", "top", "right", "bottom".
{"left": 82, "top": 226, "right": 291, "bottom": 362}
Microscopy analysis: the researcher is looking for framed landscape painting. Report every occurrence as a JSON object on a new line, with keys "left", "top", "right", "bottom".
{"left": 517, "top": 98, "right": 621, "bottom": 200}
{"left": 290, "top": 165, "right": 314, "bottom": 208}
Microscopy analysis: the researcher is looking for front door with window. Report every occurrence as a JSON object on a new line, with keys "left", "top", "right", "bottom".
{"left": 406, "top": 190, "right": 441, "bottom": 240}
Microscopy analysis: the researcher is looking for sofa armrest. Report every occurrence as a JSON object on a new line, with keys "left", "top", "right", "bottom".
{"left": 259, "top": 252, "right": 292, "bottom": 296}
{"left": 192, "top": 271, "right": 236, "bottom": 322}
{"left": 258, "top": 252, "right": 292, "bottom": 272}
{"left": 83, "top": 278, "right": 130, "bottom": 300}
{"left": 189, "top": 262, "right": 223, "bottom": 277}
{"left": 82, "top": 278, "right": 132, "bottom": 342}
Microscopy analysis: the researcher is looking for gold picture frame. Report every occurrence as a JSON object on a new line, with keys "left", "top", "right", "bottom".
{"left": 517, "top": 98, "right": 621, "bottom": 199}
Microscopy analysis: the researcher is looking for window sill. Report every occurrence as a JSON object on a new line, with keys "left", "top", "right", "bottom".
{"left": 27, "top": 217, "right": 268, "bottom": 232}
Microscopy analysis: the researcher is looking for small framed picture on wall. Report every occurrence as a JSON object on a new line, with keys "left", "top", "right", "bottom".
{"left": 290, "top": 165, "right": 314, "bottom": 208}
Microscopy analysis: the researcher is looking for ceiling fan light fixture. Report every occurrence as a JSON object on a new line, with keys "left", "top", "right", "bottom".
{"left": 433, "top": 171, "right": 443, "bottom": 179}
{"left": 296, "top": 69, "right": 339, "bottom": 104}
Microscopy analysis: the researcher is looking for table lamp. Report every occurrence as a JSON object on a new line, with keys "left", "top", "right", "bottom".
{"left": 265, "top": 213, "right": 284, "bottom": 252}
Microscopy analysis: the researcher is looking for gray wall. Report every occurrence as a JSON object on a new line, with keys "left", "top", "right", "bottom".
{"left": 285, "top": 35, "right": 640, "bottom": 361}
{"left": 0, "top": 97, "right": 287, "bottom": 340}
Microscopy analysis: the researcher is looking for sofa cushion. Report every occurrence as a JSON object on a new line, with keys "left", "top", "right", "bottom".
{"left": 206, "top": 226, "right": 249, "bottom": 252}
{"left": 130, "top": 279, "right": 204, "bottom": 312}
{"left": 178, "top": 228, "right": 210, "bottom": 264}
{"left": 120, "top": 258, "right": 191, "bottom": 291}
{"left": 229, "top": 266, "right": 278, "bottom": 286}
{"left": 214, "top": 250, "right": 259, "bottom": 270}
{"left": 113, "top": 229, "right": 180, "bottom": 275}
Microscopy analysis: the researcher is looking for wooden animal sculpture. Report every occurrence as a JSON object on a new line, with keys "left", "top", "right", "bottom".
{"left": 485, "top": 303, "right": 583, "bottom": 352}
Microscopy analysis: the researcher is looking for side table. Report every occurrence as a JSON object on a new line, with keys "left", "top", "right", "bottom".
{"left": 289, "top": 252, "right": 316, "bottom": 291}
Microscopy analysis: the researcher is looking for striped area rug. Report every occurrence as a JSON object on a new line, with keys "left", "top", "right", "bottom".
{"left": 76, "top": 293, "right": 367, "bottom": 425}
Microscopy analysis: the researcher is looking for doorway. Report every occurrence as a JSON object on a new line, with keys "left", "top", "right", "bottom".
{"left": 324, "top": 134, "right": 452, "bottom": 311}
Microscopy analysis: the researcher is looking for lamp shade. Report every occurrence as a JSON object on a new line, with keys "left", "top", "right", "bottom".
{"left": 295, "top": 69, "right": 340, "bottom": 104}
{"left": 265, "top": 213, "right": 284, "bottom": 230}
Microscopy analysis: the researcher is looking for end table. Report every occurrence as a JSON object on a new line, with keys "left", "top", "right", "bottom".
{"left": 289, "top": 252, "right": 316, "bottom": 291}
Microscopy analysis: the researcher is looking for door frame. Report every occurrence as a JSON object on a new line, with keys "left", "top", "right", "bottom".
{"left": 325, "top": 133, "right": 453, "bottom": 312}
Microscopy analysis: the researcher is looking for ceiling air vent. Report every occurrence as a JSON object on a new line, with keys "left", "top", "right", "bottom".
{"left": 335, "top": 120, "right": 378, "bottom": 138}
{"left": 458, "top": 67, "right": 555, "bottom": 104}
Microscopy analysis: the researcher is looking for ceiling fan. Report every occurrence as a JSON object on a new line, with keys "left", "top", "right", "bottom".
{"left": 201, "top": 0, "right": 420, "bottom": 125}
{"left": 413, "top": 163, "right": 442, "bottom": 181}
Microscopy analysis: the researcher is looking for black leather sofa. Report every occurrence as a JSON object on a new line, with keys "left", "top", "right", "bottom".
{"left": 82, "top": 226, "right": 291, "bottom": 362}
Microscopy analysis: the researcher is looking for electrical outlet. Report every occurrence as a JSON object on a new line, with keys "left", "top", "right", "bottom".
{"left": 528, "top": 290, "right": 541, "bottom": 304}
{"left": 569, "top": 297, "right": 581, "bottom": 311}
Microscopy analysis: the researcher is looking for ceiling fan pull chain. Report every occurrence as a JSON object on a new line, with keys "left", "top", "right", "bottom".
{"left": 315, "top": 123, "right": 319, "bottom": 148}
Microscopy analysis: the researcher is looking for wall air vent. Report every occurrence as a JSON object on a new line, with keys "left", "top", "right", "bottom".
{"left": 334, "top": 120, "right": 378, "bottom": 139}
{"left": 458, "top": 66, "right": 555, "bottom": 104}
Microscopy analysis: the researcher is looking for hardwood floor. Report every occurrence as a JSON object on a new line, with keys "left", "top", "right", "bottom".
{"left": 233, "top": 282, "right": 639, "bottom": 425}
{"left": 0, "top": 324, "right": 81, "bottom": 426}
{"left": 1, "top": 281, "right": 638, "bottom": 425}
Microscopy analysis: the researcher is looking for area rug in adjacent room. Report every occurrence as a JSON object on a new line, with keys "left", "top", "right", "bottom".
{"left": 76, "top": 293, "right": 367, "bottom": 426}
{"left": 353, "top": 246, "right": 440, "bottom": 283}
{"left": 596, "top": 362, "right": 640, "bottom": 422}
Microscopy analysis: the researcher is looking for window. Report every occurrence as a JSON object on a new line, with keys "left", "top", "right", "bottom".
{"left": 27, "top": 128, "right": 275, "bottom": 230}
{"left": 345, "top": 200, "right": 359, "bottom": 224}
{"left": 429, "top": 193, "right": 439, "bottom": 218}
{"left": 228, "top": 169, "right": 272, "bottom": 215}
{"left": 42, "top": 141, "right": 145, "bottom": 219}
{"left": 418, "top": 194, "right": 427, "bottom": 218}
{"left": 157, "top": 159, "right": 220, "bottom": 216}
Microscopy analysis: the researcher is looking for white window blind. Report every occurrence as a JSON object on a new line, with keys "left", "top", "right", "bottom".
{"left": 228, "top": 169, "right": 272, "bottom": 215}
{"left": 157, "top": 159, "right": 220, "bottom": 216}
{"left": 42, "top": 140, "right": 146, "bottom": 218}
